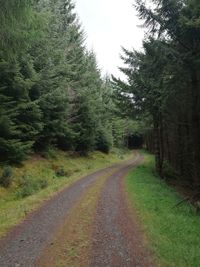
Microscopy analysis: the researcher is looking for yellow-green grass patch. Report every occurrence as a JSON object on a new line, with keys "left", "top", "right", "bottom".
{"left": 0, "top": 149, "right": 132, "bottom": 237}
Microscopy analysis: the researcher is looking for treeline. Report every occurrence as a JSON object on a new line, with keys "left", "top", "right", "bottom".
{"left": 0, "top": 0, "right": 130, "bottom": 163}
{"left": 114, "top": 0, "right": 200, "bottom": 187}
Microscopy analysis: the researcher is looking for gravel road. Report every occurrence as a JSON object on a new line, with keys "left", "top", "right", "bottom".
{"left": 0, "top": 164, "right": 118, "bottom": 267}
{"left": 89, "top": 154, "right": 154, "bottom": 267}
{"left": 0, "top": 153, "right": 154, "bottom": 267}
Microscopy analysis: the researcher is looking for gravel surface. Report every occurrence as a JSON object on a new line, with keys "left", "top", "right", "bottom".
{"left": 89, "top": 154, "right": 154, "bottom": 267}
{"left": 0, "top": 153, "right": 154, "bottom": 267}
{"left": 0, "top": 165, "right": 117, "bottom": 267}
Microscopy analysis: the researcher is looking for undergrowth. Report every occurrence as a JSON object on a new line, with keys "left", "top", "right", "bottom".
{"left": 0, "top": 148, "right": 131, "bottom": 237}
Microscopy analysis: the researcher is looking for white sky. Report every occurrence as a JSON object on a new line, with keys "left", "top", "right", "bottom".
{"left": 75, "top": 0, "right": 145, "bottom": 79}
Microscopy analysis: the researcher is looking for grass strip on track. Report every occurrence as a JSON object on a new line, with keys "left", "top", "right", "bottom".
{"left": 36, "top": 167, "right": 118, "bottom": 267}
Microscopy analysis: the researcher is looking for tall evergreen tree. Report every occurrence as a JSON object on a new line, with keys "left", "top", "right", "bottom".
{"left": 115, "top": 0, "right": 200, "bottom": 186}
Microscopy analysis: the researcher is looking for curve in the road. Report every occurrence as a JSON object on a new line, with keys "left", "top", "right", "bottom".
{"left": 0, "top": 163, "right": 119, "bottom": 267}
{"left": 89, "top": 154, "right": 154, "bottom": 267}
{"left": 0, "top": 152, "right": 154, "bottom": 267}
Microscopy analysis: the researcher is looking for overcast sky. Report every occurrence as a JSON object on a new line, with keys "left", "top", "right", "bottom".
{"left": 75, "top": 0, "right": 145, "bottom": 79}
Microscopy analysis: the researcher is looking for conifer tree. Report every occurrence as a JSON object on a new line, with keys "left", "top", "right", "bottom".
{"left": 115, "top": 0, "right": 200, "bottom": 186}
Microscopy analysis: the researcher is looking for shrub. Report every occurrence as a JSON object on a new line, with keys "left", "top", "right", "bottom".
{"left": 38, "top": 179, "right": 48, "bottom": 189}
{"left": 0, "top": 165, "right": 13, "bottom": 188}
{"left": 52, "top": 164, "right": 67, "bottom": 177}
{"left": 16, "top": 175, "right": 48, "bottom": 198}
{"left": 42, "top": 147, "right": 57, "bottom": 159}
{"left": 162, "top": 160, "right": 178, "bottom": 179}
{"left": 96, "top": 129, "right": 113, "bottom": 154}
{"left": 55, "top": 167, "right": 66, "bottom": 177}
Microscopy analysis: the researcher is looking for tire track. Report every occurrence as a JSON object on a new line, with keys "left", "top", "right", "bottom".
{"left": 89, "top": 154, "right": 154, "bottom": 267}
{"left": 0, "top": 163, "right": 121, "bottom": 267}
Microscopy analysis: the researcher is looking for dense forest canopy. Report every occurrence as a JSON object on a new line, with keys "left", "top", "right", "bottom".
{"left": 113, "top": 0, "right": 200, "bottom": 187}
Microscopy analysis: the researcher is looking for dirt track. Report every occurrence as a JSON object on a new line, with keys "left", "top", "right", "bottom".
{"left": 89, "top": 155, "right": 153, "bottom": 267}
{"left": 0, "top": 152, "right": 153, "bottom": 267}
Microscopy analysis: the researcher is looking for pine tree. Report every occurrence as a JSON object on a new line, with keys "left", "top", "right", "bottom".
{"left": 115, "top": 0, "right": 200, "bottom": 186}
{"left": 0, "top": 58, "right": 41, "bottom": 163}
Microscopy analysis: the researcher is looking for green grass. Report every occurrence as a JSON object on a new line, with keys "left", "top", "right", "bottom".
{"left": 0, "top": 148, "right": 132, "bottom": 237}
{"left": 125, "top": 152, "right": 200, "bottom": 267}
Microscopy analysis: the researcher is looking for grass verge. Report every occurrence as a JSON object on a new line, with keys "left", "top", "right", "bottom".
{"left": 0, "top": 148, "right": 131, "bottom": 238}
{"left": 125, "top": 152, "right": 200, "bottom": 267}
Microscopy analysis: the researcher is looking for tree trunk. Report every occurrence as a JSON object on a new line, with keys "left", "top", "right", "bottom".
{"left": 153, "top": 114, "right": 163, "bottom": 177}
{"left": 191, "top": 71, "right": 200, "bottom": 185}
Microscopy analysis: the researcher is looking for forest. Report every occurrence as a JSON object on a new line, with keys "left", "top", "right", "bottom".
{"left": 0, "top": 0, "right": 135, "bottom": 166}
{"left": 0, "top": 1, "right": 200, "bottom": 266}
{"left": 114, "top": 0, "right": 200, "bottom": 190}
{"left": 0, "top": 0, "right": 200, "bottom": 189}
